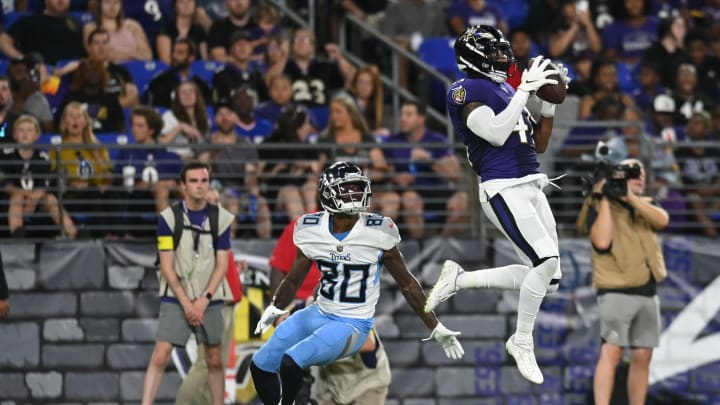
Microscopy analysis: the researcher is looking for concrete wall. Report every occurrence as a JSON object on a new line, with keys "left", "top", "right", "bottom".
{"left": 2, "top": 236, "right": 720, "bottom": 404}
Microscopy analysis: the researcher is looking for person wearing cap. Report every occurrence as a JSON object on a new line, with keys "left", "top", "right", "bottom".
{"left": 649, "top": 93, "right": 679, "bottom": 140}
{"left": 207, "top": 0, "right": 258, "bottom": 61}
{"left": 146, "top": 38, "right": 212, "bottom": 108}
{"left": 211, "top": 30, "right": 267, "bottom": 105}
{"left": 674, "top": 110, "right": 720, "bottom": 237}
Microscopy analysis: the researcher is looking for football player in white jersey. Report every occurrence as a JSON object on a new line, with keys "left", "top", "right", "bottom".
{"left": 250, "top": 161, "right": 464, "bottom": 405}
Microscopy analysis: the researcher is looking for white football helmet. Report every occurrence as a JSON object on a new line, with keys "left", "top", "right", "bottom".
{"left": 318, "top": 161, "right": 371, "bottom": 215}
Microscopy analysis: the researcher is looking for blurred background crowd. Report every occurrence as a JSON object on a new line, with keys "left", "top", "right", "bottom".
{"left": 0, "top": 0, "right": 717, "bottom": 241}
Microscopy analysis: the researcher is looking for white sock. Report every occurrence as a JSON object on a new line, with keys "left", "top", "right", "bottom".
{"left": 515, "top": 259, "right": 557, "bottom": 346}
{"left": 456, "top": 264, "right": 530, "bottom": 290}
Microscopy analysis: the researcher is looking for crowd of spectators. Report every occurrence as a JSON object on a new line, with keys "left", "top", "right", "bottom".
{"left": 0, "top": 0, "right": 718, "bottom": 238}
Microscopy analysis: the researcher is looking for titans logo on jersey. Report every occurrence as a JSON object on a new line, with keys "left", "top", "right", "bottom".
{"left": 293, "top": 212, "right": 401, "bottom": 319}
{"left": 447, "top": 78, "right": 540, "bottom": 181}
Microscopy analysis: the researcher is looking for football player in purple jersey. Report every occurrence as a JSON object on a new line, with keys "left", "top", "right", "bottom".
{"left": 425, "top": 25, "right": 570, "bottom": 385}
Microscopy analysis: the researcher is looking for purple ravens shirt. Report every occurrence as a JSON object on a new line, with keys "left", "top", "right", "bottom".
{"left": 447, "top": 78, "right": 539, "bottom": 181}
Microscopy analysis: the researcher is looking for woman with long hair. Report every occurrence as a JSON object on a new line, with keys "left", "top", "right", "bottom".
{"left": 159, "top": 81, "right": 211, "bottom": 159}
{"left": 83, "top": 0, "right": 153, "bottom": 63}
{"left": 318, "top": 94, "right": 397, "bottom": 218}
{"left": 56, "top": 58, "right": 125, "bottom": 133}
{"left": 258, "top": 106, "right": 322, "bottom": 225}
{"left": 50, "top": 102, "right": 113, "bottom": 236}
{"left": 156, "top": 0, "right": 208, "bottom": 64}
{"left": 349, "top": 64, "right": 388, "bottom": 138}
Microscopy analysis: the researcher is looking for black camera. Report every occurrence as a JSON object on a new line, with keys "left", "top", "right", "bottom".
{"left": 582, "top": 142, "right": 642, "bottom": 198}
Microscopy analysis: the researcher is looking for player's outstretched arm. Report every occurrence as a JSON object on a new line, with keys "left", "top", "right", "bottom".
{"left": 463, "top": 55, "right": 559, "bottom": 147}
{"left": 382, "top": 246, "right": 440, "bottom": 330}
{"left": 271, "top": 250, "right": 313, "bottom": 309}
{"left": 382, "top": 246, "right": 464, "bottom": 359}
{"left": 254, "top": 250, "right": 313, "bottom": 335}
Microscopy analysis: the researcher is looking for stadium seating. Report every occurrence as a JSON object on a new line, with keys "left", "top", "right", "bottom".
{"left": 190, "top": 60, "right": 225, "bottom": 84}
{"left": 309, "top": 106, "right": 329, "bottom": 131}
{"left": 122, "top": 60, "right": 169, "bottom": 95}
{"left": 417, "top": 37, "right": 461, "bottom": 79}
{"left": 3, "top": 11, "right": 29, "bottom": 30}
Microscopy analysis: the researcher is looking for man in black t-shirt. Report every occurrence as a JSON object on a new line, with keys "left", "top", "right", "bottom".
{"left": 207, "top": 0, "right": 258, "bottom": 61}
{"left": 266, "top": 28, "right": 355, "bottom": 108}
{"left": 146, "top": 38, "right": 212, "bottom": 108}
{"left": 211, "top": 30, "right": 267, "bottom": 104}
{"left": 1, "top": 1, "right": 85, "bottom": 64}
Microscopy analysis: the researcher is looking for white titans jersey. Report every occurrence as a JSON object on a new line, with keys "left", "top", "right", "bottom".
{"left": 294, "top": 212, "right": 401, "bottom": 319}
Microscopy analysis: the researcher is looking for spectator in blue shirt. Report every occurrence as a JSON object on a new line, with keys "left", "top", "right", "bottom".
{"left": 113, "top": 105, "right": 182, "bottom": 237}
{"left": 383, "top": 101, "right": 468, "bottom": 238}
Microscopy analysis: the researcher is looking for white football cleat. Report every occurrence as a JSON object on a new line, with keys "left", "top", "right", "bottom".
{"left": 424, "top": 260, "right": 463, "bottom": 313}
{"left": 506, "top": 334, "right": 544, "bottom": 384}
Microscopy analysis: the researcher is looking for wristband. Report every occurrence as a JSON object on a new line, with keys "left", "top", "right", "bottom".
{"left": 204, "top": 291, "right": 213, "bottom": 301}
{"left": 540, "top": 101, "right": 556, "bottom": 117}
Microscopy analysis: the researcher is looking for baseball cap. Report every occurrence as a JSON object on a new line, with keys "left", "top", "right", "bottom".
{"left": 229, "top": 30, "right": 253, "bottom": 47}
{"left": 653, "top": 94, "right": 675, "bottom": 114}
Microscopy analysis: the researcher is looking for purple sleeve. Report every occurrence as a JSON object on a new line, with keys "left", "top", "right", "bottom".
{"left": 157, "top": 215, "right": 172, "bottom": 238}
{"left": 601, "top": 22, "right": 620, "bottom": 52}
{"left": 216, "top": 227, "right": 231, "bottom": 250}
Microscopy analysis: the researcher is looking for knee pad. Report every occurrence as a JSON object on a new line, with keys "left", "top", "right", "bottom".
{"left": 534, "top": 256, "right": 559, "bottom": 280}
{"left": 537, "top": 256, "right": 561, "bottom": 294}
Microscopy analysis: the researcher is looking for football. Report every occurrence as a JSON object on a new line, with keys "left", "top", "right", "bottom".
{"left": 531, "top": 58, "right": 566, "bottom": 105}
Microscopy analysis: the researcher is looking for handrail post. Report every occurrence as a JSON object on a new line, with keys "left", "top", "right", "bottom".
{"left": 54, "top": 144, "right": 67, "bottom": 239}
{"left": 391, "top": 51, "right": 400, "bottom": 133}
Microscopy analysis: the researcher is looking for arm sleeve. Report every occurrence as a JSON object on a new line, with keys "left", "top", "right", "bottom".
{"left": 465, "top": 89, "right": 529, "bottom": 146}
{"left": 216, "top": 227, "right": 231, "bottom": 250}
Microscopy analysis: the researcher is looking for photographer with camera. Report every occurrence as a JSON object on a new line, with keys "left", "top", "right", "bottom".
{"left": 576, "top": 157, "right": 669, "bottom": 405}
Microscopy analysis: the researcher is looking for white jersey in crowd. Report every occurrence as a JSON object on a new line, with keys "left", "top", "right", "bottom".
{"left": 293, "top": 211, "right": 401, "bottom": 319}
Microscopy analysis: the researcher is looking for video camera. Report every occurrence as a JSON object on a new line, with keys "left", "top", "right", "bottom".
{"left": 581, "top": 141, "right": 642, "bottom": 198}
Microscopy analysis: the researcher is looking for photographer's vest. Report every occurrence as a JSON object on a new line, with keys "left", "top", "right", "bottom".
{"left": 578, "top": 197, "right": 667, "bottom": 290}
{"left": 158, "top": 203, "right": 235, "bottom": 301}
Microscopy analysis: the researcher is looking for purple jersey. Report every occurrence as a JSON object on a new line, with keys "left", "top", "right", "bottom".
{"left": 601, "top": 17, "right": 659, "bottom": 62}
{"left": 447, "top": 77, "right": 539, "bottom": 181}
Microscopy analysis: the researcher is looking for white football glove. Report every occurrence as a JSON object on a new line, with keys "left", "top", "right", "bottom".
{"left": 556, "top": 62, "right": 571, "bottom": 89}
{"left": 253, "top": 304, "right": 288, "bottom": 335}
{"left": 518, "top": 55, "right": 559, "bottom": 94}
{"left": 539, "top": 61, "right": 572, "bottom": 117}
{"left": 422, "top": 322, "right": 465, "bottom": 360}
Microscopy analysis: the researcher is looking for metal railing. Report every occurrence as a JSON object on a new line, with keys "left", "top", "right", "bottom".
{"left": 2, "top": 125, "right": 718, "bottom": 240}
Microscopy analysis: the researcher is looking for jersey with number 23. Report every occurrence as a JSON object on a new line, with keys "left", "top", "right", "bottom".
{"left": 293, "top": 212, "right": 400, "bottom": 319}
{"left": 447, "top": 78, "right": 540, "bottom": 182}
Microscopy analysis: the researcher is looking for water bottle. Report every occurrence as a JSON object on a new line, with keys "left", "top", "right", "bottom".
{"left": 76, "top": 151, "right": 93, "bottom": 180}
{"left": 408, "top": 159, "right": 417, "bottom": 175}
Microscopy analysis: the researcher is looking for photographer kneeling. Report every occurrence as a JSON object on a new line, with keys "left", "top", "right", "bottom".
{"left": 576, "top": 158, "right": 669, "bottom": 405}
